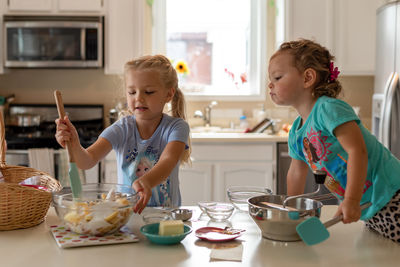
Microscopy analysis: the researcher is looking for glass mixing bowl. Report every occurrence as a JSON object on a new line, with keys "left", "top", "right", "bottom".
{"left": 52, "top": 183, "right": 138, "bottom": 236}
{"left": 227, "top": 186, "right": 272, "bottom": 211}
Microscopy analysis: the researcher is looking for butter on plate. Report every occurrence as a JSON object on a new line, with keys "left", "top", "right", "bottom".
{"left": 159, "top": 220, "right": 184, "bottom": 236}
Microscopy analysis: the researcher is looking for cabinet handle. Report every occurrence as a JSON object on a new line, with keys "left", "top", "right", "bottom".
{"left": 280, "top": 152, "right": 290, "bottom": 157}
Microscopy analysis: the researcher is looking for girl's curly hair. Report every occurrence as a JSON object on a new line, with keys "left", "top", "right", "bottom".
{"left": 276, "top": 39, "right": 342, "bottom": 98}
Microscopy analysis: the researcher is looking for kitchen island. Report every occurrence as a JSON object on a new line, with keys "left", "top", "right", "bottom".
{"left": 2, "top": 205, "right": 398, "bottom": 267}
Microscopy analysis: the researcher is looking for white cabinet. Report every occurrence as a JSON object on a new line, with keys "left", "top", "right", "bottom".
{"left": 7, "top": 0, "right": 53, "bottom": 12}
{"left": 285, "top": 0, "right": 333, "bottom": 50}
{"left": 5, "top": 0, "right": 104, "bottom": 13}
{"left": 58, "top": 0, "right": 103, "bottom": 12}
{"left": 179, "top": 142, "right": 276, "bottom": 205}
{"left": 102, "top": 150, "right": 118, "bottom": 184}
{"left": 215, "top": 162, "right": 273, "bottom": 202}
{"left": 101, "top": 142, "right": 277, "bottom": 205}
{"left": 333, "top": 0, "right": 384, "bottom": 75}
{"left": 285, "top": 0, "right": 385, "bottom": 75}
{"left": 104, "top": 0, "right": 144, "bottom": 74}
{"left": 179, "top": 163, "right": 213, "bottom": 206}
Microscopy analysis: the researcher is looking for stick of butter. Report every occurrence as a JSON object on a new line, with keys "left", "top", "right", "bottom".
{"left": 159, "top": 220, "right": 184, "bottom": 236}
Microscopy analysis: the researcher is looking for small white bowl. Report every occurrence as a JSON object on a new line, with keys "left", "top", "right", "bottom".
{"left": 204, "top": 203, "right": 234, "bottom": 221}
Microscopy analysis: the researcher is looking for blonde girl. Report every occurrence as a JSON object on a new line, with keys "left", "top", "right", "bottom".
{"left": 268, "top": 39, "right": 400, "bottom": 243}
{"left": 55, "top": 55, "right": 191, "bottom": 213}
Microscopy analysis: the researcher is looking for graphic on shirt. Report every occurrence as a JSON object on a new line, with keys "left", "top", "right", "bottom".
{"left": 303, "top": 137, "right": 319, "bottom": 170}
{"left": 122, "top": 146, "right": 171, "bottom": 206}
{"left": 301, "top": 127, "right": 372, "bottom": 199}
{"left": 306, "top": 127, "right": 332, "bottom": 162}
{"left": 302, "top": 128, "right": 345, "bottom": 198}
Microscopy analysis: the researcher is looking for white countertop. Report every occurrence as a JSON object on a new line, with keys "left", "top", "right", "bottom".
{"left": 191, "top": 132, "right": 288, "bottom": 143}
{"left": 1, "top": 205, "right": 399, "bottom": 267}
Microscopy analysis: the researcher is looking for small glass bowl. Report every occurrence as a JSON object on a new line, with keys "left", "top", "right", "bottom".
{"left": 142, "top": 213, "right": 171, "bottom": 224}
{"left": 198, "top": 201, "right": 217, "bottom": 212}
{"left": 204, "top": 202, "right": 234, "bottom": 221}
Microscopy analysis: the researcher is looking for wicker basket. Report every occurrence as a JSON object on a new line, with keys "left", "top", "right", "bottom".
{"left": 0, "top": 111, "right": 62, "bottom": 230}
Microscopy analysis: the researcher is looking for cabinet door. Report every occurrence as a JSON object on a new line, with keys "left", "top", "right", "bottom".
{"left": 103, "top": 150, "right": 118, "bottom": 184}
{"left": 105, "top": 0, "right": 144, "bottom": 74}
{"left": 285, "top": 0, "right": 333, "bottom": 50}
{"left": 334, "top": 0, "right": 383, "bottom": 75}
{"left": 179, "top": 163, "right": 213, "bottom": 205}
{"left": 58, "top": 0, "right": 103, "bottom": 12}
{"left": 7, "top": 0, "right": 53, "bottom": 11}
{"left": 215, "top": 162, "right": 274, "bottom": 202}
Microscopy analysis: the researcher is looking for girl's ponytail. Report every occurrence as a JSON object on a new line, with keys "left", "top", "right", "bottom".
{"left": 170, "top": 87, "right": 192, "bottom": 165}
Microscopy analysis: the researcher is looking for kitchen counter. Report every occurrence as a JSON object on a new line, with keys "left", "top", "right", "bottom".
{"left": 1, "top": 205, "right": 398, "bottom": 267}
{"left": 191, "top": 132, "right": 288, "bottom": 142}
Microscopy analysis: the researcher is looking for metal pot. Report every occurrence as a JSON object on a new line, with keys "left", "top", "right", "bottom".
{"left": 10, "top": 113, "right": 41, "bottom": 127}
{"left": 248, "top": 195, "right": 323, "bottom": 242}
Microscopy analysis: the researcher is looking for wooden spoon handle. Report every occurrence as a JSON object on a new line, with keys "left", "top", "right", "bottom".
{"left": 54, "top": 90, "right": 74, "bottom": 162}
{"left": 54, "top": 90, "right": 66, "bottom": 118}
{"left": 259, "top": 201, "right": 298, "bottom": 211}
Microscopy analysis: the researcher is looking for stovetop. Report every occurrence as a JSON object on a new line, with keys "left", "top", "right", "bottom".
{"left": 5, "top": 104, "right": 104, "bottom": 150}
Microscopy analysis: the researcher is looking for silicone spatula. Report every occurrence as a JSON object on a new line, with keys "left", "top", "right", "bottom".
{"left": 54, "top": 90, "right": 82, "bottom": 199}
{"left": 296, "top": 202, "right": 371, "bottom": 246}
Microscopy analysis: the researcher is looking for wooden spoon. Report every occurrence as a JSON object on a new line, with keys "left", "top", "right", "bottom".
{"left": 259, "top": 201, "right": 298, "bottom": 211}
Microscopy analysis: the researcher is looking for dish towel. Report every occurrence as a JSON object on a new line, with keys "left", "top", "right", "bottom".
{"left": 57, "top": 149, "right": 86, "bottom": 187}
{"left": 210, "top": 243, "right": 243, "bottom": 262}
{"left": 28, "top": 148, "right": 55, "bottom": 177}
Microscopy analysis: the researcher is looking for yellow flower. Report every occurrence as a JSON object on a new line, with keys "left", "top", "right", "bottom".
{"left": 175, "top": 60, "right": 190, "bottom": 75}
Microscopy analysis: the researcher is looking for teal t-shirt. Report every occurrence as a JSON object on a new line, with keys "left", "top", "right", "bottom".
{"left": 288, "top": 96, "right": 400, "bottom": 220}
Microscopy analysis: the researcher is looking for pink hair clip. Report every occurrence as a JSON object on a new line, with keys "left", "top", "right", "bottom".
{"left": 329, "top": 62, "right": 340, "bottom": 82}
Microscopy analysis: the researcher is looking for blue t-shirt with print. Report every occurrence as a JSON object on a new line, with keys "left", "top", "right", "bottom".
{"left": 100, "top": 113, "right": 189, "bottom": 207}
{"left": 288, "top": 96, "right": 400, "bottom": 220}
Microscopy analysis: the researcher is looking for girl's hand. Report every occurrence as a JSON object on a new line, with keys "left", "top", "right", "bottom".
{"left": 132, "top": 179, "right": 152, "bottom": 214}
{"left": 334, "top": 198, "right": 361, "bottom": 223}
{"left": 55, "top": 116, "right": 79, "bottom": 148}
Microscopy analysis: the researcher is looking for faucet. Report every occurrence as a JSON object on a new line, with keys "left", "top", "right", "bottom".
{"left": 194, "top": 101, "right": 218, "bottom": 127}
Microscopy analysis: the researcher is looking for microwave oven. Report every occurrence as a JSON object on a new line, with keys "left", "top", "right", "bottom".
{"left": 4, "top": 15, "right": 103, "bottom": 68}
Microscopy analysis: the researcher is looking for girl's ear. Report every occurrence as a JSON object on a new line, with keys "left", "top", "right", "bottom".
{"left": 303, "top": 68, "right": 317, "bottom": 88}
{"left": 166, "top": 87, "right": 175, "bottom": 102}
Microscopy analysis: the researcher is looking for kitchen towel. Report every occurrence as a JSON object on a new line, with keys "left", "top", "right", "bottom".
{"left": 28, "top": 148, "right": 55, "bottom": 177}
{"left": 58, "top": 149, "right": 86, "bottom": 187}
{"left": 210, "top": 243, "right": 243, "bottom": 262}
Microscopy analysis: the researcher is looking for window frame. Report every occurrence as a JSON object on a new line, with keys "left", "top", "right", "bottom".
{"left": 152, "top": 0, "right": 267, "bottom": 102}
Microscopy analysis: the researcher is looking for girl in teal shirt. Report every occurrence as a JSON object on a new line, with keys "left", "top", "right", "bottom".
{"left": 268, "top": 39, "right": 400, "bottom": 243}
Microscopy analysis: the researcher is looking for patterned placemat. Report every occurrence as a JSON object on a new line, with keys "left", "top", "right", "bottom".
{"left": 50, "top": 225, "right": 139, "bottom": 248}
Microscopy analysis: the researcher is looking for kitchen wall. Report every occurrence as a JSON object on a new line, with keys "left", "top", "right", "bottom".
{"left": 0, "top": 69, "right": 373, "bottom": 130}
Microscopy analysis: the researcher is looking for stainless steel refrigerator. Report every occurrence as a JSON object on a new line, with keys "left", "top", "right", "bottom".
{"left": 372, "top": 1, "right": 400, "bottom": 159}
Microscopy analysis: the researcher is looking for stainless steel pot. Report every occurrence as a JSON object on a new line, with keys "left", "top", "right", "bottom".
{"left": 10, "top": 113, "right": 41, "bottom": 127}
{"left": 248, "top": 195, "right": 323, "bottom": 242}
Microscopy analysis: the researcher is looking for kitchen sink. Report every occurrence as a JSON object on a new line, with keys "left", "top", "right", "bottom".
{"left": 190, "top": 126, "right": 245, "bottom": 133}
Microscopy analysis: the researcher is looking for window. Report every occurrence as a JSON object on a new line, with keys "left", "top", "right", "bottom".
{"left": 152, "top": 0, "right": 267, "bottom": 101}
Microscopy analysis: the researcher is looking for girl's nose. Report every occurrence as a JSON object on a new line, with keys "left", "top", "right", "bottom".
{"left": 135, "top": 91, "right": 145, "bottom": 102}
{"left": 268, "top": 82, "right": 273, "bottom": 89}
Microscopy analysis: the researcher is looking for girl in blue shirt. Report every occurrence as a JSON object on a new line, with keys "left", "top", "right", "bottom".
{"left": 268, "top": 39, "right": 400, "bottom": 243}
{"left": 55, "top": 55, "right": 191, "bottom": 214}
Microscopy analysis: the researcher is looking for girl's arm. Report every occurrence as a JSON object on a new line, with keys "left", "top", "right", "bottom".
{"left": 55, "top": 116, "right": 112, "bottom": 169}
{"left": 334, "top": 120, "right": 368, "bottom": 223}
{"left": 287, "top": 158, "right": 309, "bottom": 196}
{"left": 132, "top": 140, "right": 186, "bottom": 213}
